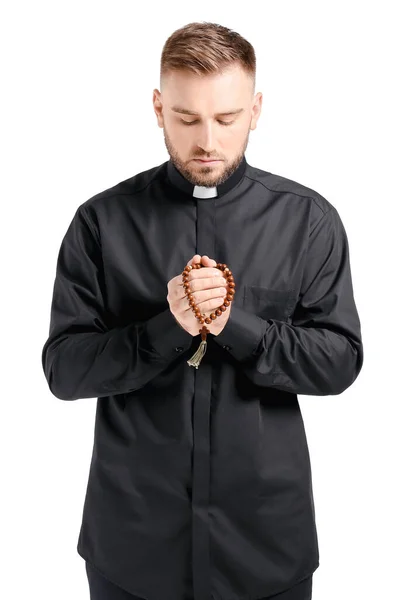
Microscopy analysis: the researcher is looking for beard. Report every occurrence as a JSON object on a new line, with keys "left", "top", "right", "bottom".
{"left": 163, "top": 124, "right": 250, "bottom": 188}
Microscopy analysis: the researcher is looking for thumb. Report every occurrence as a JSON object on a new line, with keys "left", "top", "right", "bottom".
{"left": 187, "top": 254, "right": 202, "bottom": 266}
{"left": 201, "top": 255, "right": 217, "bottom": 267}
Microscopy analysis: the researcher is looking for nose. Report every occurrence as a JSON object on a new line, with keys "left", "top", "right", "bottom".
{"left": 196, "top": 123, "right": 215, "bottom": 154}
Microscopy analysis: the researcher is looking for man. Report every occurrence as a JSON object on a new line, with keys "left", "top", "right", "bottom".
{"left": 42, "top": 21, "right": 363, "bottom": 600}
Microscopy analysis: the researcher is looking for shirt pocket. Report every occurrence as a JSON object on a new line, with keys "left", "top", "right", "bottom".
{"left": 243, "top": 285, "right": 297, "bottom": 322}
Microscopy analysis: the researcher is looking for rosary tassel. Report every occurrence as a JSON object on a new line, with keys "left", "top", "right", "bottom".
{"left": 187, "top": 325, "right": 208, "bottom": 369}
{"left": 187, "top": 339, "right": 207, "bottom": 369}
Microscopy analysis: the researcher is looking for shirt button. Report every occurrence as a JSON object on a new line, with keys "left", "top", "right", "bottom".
{"left": 175, "top": 346, "right": 184, "bottom": 352}
{"left": 222, "top": 345, "right": 231, "bottom": 351}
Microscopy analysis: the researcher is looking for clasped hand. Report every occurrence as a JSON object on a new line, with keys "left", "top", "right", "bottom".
{"left": 167, "top": 254, "right": 232, "bottom": 337}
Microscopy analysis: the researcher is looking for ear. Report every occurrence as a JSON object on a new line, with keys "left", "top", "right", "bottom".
{"left": 152, "top": 88, "right": 164, "bottom": 128}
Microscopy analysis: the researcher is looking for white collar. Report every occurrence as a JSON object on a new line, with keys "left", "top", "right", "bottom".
{"left": 192, "top": 185, "right": 218, "bottom": 199}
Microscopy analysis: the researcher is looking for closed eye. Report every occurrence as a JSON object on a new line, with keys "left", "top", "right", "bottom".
{"left": 180, "top": 119, "right": 234, "bottom": 127}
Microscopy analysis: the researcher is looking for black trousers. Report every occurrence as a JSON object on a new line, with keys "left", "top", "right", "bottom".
{"left": 85, "top": 561, "right": 313, "bottom": 600}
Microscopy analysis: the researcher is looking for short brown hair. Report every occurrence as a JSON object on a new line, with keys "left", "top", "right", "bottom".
{"left": 160, "top": 22, "right": 256, "bottom": 93}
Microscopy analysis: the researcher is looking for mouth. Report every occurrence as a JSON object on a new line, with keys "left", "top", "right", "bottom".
{"left": 193, "top": 159, "right": 222, "bottom": 165}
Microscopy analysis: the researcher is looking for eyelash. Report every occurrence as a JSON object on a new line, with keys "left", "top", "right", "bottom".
{"left": 180, "top": 119, "right": 234, "bottom": 127}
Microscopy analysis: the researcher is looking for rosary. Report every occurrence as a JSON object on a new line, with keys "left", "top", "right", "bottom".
{"left": 182, "top": 261, "right": 235, "bottom": 369}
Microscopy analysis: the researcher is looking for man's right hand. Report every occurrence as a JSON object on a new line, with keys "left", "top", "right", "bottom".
{"left": 167, "top": 254, "right": 228, "bottom": 336}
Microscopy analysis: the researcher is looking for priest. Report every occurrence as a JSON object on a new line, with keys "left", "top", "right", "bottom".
{"left": 41, "top": 21, "right": 363, "bottom": 600}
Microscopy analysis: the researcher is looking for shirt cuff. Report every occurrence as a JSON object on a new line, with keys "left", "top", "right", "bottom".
{"left": 144, "top": 308, "right": 194, "bottom": 359}
{"left": 212, "top": 304, "right": 268, "bottom": 362}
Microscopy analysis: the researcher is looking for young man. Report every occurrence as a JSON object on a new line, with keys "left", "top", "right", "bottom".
{"left": 42, "top": 21, "right": 363, "bottom": 600}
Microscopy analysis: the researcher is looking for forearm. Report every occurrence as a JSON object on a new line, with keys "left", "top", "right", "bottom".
{"left": 42, "top": 308, "right": 193, "bottom": 400}
{"left": 213, "top": 305, "right": 363, "bottom": 395}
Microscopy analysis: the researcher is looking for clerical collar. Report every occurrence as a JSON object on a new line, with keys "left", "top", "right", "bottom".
{"left": 166, "top": 155, "right": 247, "bottom": 199}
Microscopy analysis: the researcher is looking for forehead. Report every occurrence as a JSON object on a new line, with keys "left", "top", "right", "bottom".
{"left": 163, "top": 67, "right": 251, "bottom": 115}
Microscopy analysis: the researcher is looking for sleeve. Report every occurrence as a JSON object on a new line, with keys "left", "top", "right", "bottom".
{"left": 212, "top": 206, "right": 364, "bottom": 395}
{"left": 41, "top": 205, "right": 193, "bottom": 401}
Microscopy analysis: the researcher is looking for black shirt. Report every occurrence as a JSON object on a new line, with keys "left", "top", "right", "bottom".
{"left": 41, "top": 154, "right": 363, "bottom": 600}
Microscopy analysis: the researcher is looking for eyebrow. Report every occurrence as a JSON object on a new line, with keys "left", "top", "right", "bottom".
{"left": 170, "top": 106, "right": 244, "bottom": 117}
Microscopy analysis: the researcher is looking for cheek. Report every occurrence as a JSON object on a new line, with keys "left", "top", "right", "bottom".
{"left": 221, "top": 129, "right": 244, "bottom": 148}
{"left": 174, "top": 126, "right": 193, "bottom": 143}
{"left": 167, "top": 127, "right": 190, "bottom": 151}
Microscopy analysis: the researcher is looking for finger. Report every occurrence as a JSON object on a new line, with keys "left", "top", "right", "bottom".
{"left": 187, "top": 254, "right": 201, "bottom": 266}
{"left": 201, "top": 255, "right": 217, "bottom": 267}
{"left": 182, "top": 255, "right": 201, "bottom": 283}
{"left": 175, "top": 255, "right": 202, "bottom": 291}
{"left": 180, "top": 255, "right": 218, "bottom": 292}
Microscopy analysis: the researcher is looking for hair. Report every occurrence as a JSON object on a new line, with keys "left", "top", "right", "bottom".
{"left": 160, "top": 22, "right": 256, "bottom": 94}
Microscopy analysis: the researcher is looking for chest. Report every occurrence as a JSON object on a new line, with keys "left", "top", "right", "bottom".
{"left": 97, "top": 193, "right": 311, "bottom": 326}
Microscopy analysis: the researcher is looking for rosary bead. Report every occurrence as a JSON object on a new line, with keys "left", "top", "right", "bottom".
{"left": 183, "top": 262, "right": 235, "bottom": 369}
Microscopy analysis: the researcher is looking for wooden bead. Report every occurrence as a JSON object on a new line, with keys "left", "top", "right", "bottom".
{"left": 183, "top": 261, "right": 236, "bottom": 336}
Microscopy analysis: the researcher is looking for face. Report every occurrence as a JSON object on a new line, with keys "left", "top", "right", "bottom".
{"left": 153, "top": 64, "right": 262, "bottom": 187}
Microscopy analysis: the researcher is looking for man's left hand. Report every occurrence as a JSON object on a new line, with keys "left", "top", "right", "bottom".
{"left": 199, "top": 255, "right": 232, "bottom": 336}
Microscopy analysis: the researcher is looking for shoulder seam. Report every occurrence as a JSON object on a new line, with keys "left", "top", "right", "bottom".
{"left": 85, "top": 173, "right": 158, "bottom": 205}
{"left": 244, "top": 174, "right": 328, "bottom": 214}
{"left": 309, "top": 206, "right": 334, "bottom": 236}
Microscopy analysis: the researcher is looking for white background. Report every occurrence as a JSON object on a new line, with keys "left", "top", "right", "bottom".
{"left": 1, "top": 1, "right": 405, "bottom": 598}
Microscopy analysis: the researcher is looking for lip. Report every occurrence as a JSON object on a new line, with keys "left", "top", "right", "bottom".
{"left": 193, "top": 159, "right": 222, "bottom": 164}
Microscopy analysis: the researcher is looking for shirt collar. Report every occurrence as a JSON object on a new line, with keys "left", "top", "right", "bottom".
{"left": 166, "top": 154, "right": 247, "bottom": 199}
